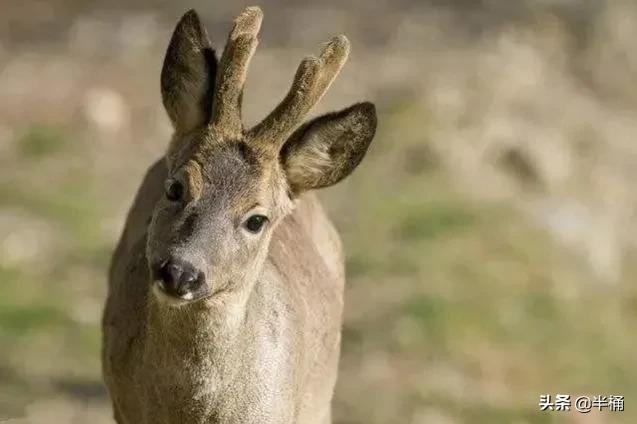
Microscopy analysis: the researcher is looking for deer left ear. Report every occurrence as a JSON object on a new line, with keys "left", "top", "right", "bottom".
{"left": 281, "top": 102, "right": 377, "bottom": 194}
{"left": 161, "top": 10, "right": 217, "bottom": 134}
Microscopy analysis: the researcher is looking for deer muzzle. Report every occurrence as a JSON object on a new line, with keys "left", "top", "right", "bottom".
{"left": 153, "top": 257, "right": 206, "bottom": 304}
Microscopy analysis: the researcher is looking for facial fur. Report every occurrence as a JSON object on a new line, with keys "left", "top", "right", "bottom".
{"left": 146, "top": 131, "right": 293, "bottom": 306}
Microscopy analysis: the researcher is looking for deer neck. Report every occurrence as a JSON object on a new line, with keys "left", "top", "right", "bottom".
{"left": 146, "top": 283, "right": 251, "bottom": 347}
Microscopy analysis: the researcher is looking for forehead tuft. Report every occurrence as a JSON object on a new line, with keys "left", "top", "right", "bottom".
{"left": 189, "top": 140, "right": 263, "bottom": 191}
{"left": 170, "top": 130, "right": 289, "bottom": 210}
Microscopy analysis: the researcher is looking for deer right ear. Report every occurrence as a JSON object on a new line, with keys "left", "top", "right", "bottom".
{"left": 281, "top": 102, "right": 377, "bottom": 195}
{"left": 161, "top": 10, "right": 217, "bottom": 134}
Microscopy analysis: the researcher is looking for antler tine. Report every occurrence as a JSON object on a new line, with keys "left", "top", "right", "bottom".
{"left": 210, "top": 6, "right": 263, "bottom": 136}
{"left": 248, "top": 35, "right": 350, "bottom": 152}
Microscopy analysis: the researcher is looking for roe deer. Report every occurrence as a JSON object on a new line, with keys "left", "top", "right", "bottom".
{"left": 102, "top": 6, "right": 377, "bottom": 423}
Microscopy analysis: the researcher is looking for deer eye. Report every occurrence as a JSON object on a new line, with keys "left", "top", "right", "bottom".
{"left": 165, "top": 179, "right": 184, "bottom": 202}
{"left": 244, "top": 215, "right": 268, "bottom": 233}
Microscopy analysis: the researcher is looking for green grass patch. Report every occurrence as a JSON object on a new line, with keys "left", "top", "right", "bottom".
{"left": 16, "top": 124, "right": 70, "bottom": 159}
{"left": 0, "top": 176, "right": 106, "bottom": 253}
{"left": 396, "top": 202, "right": 476, "bottom": 241}
{"left": 402, "top": 294, "right": 449, "bottom": 343}
{"left": 0, "top": 303, "right": 70, "bottom": 336}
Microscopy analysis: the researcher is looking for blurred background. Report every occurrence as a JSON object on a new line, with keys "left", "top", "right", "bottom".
{"left": 1, "top": 0, "right": 636, "bottom": 422}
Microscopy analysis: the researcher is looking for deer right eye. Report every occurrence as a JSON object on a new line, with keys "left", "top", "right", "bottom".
{"left": 165, "top": 179, "right": 184, "bottom": 202}
{"left": 244, "top": 215, "right": 268, "bottom": 233}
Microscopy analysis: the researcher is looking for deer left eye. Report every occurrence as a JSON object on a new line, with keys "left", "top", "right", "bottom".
{"left": 244, "top": 215, "right": 268, "bottom": 233}
{"left": 165, "top": 179, "right": 184, "bottom": 202}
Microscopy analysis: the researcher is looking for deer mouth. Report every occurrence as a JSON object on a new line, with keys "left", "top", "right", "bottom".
{"left": 152, "top": 279, "right": 213, "bottom": 306}
{"left": 151, "top": 281, "right": 200, "bottom": 306}
{"left": 150, "top": 258, "right": 211, "bottom": 306}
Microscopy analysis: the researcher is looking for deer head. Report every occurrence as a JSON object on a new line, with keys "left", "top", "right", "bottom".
{"left": 146, "top": 7, "right": 377, "bottom": 306}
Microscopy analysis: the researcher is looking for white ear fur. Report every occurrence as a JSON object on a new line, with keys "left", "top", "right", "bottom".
{"left": 281, "top": 102, "right": 377, "bottom": 194}
{"left": 284, "top": 130, "right": 333, "bottom": 186}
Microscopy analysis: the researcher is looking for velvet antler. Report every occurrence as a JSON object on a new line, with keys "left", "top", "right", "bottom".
{"left": 197, "top": 5, "right": 351, "bottom": 158}
{"left": 210, "top": 6, "right": 263, "bottom": 136}
{"left": 248, "top": 35, "right": 350, "bottom": 154}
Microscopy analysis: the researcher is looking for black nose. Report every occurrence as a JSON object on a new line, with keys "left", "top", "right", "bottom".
{"left": 157, "top": 258, "right": 204, "bottom": 298}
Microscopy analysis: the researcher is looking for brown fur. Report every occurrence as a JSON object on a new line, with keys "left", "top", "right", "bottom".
{"left": 102, "top": 6, "right": 376, "bottom": 423}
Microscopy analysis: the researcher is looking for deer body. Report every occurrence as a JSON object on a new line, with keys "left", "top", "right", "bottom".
{"left": 104, "top": 160, "right": 343, "bottom": 423}
{"left": 102, "top": 6, "right": 376, "bottom": 424}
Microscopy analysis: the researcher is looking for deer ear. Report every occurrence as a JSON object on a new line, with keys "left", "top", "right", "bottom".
{"left": 281, "top": 102, "right": 377, "bottom": 194}
{"left": 161, "top": 10, "right": 217, "bottom": 134}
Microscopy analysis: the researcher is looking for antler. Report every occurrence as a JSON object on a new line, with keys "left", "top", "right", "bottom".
{"left": 209, "top": 6, "right": 350, "bottom": 151}
{"left": 248, "top": 35, "right": 350, "bottom": 154}
{"left": 210, "top": 6, "right": 263, "bottom": 136}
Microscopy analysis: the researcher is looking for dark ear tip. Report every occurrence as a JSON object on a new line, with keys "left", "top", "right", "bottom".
{"left": 354, "top": 101, "right": 376, "bottom": 120}
{"left": 358, "top": 101, "right": 376, "bottom": 113}
{"left": 355, "top": 101, "right": 377, "bottom": 131}
{"left": 181, "top": 9, "right": 201, "bottom": 23}
{"left": 170, "top": 9, "right": 210, "bottom": 48}
{"left": 175, "top": 10, "right": 204, "bottom": 34}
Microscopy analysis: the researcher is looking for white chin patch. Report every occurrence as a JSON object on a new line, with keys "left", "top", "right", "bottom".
{"left": 152, "top": 282, "right": 194, "bottom": 307}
